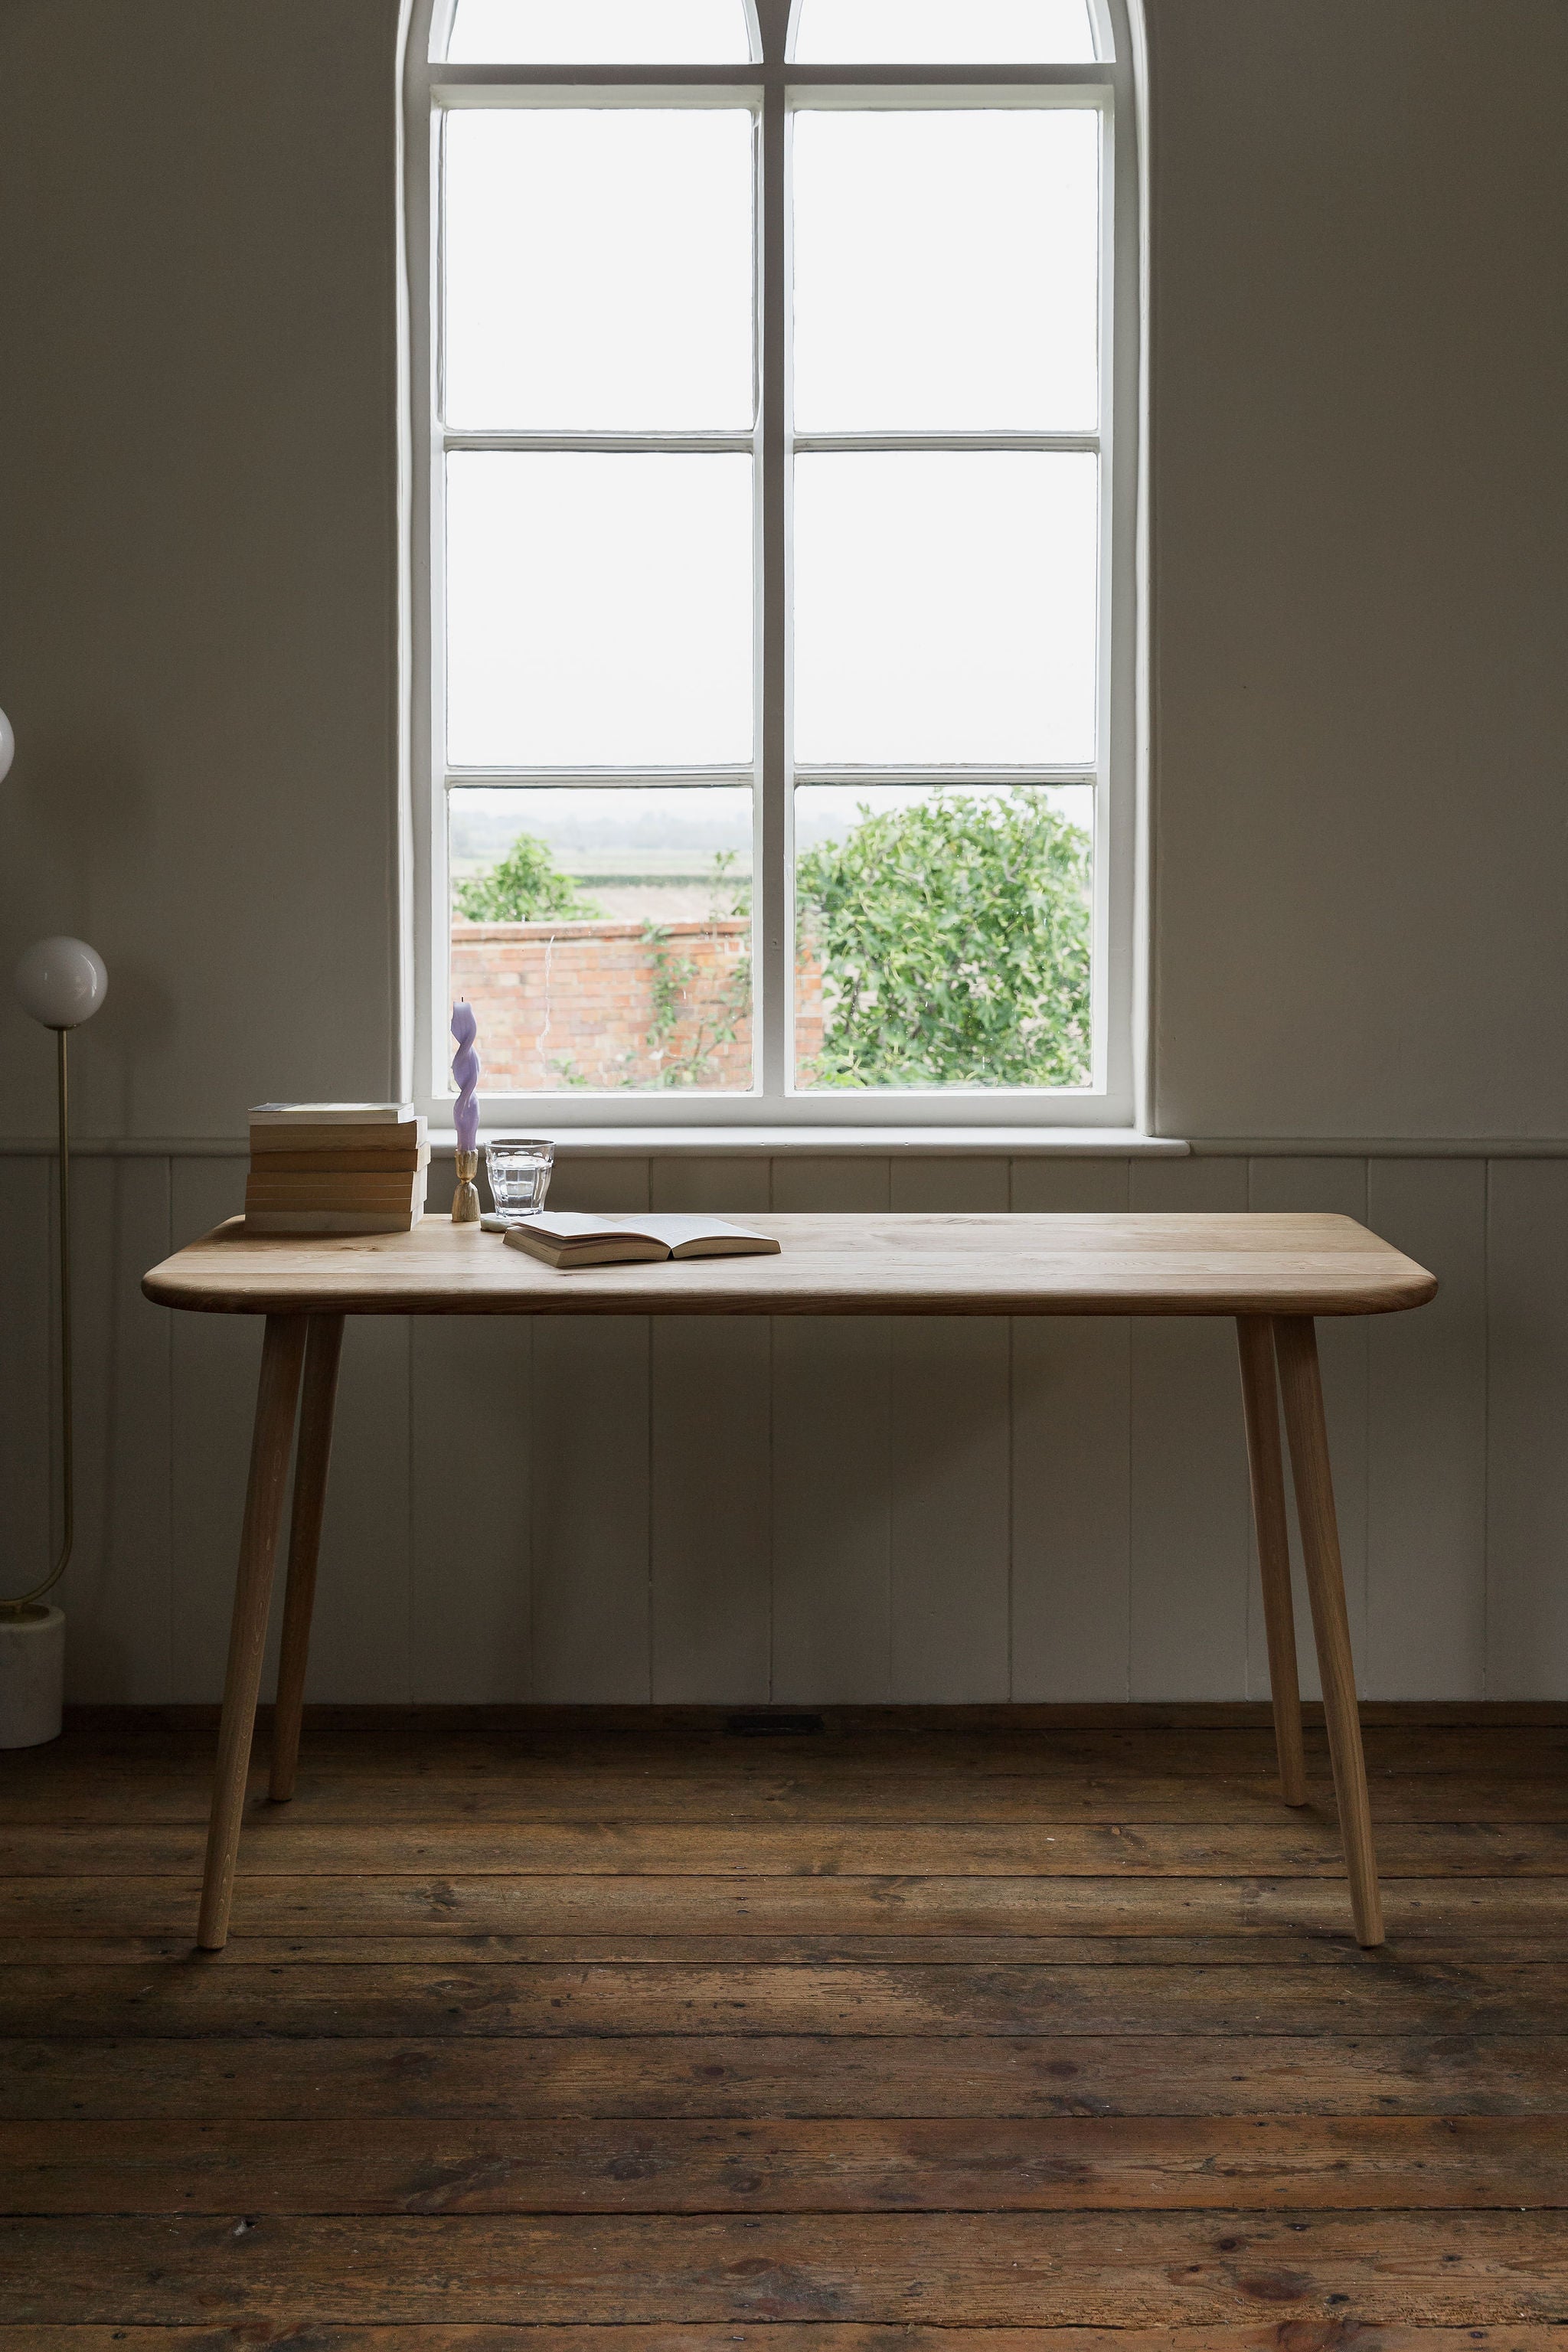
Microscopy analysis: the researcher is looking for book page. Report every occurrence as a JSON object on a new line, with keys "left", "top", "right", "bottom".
{"left": 504, "top": 1212, "right": 643, "bottom": 1243}
{"left": 622, "top": 1216, "right": 773, "bottom": 1249}
{"left": 501, "top": 1212, "right": 776, "bottom": 1253}
{"left": 502, "top": 1211, "right": 754, "bottom": 1240}
{"left": 250, "top": 1102, "right": 420, "bottom": 1125}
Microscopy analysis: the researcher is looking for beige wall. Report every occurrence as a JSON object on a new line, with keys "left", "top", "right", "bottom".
{"left": 1148, "top": 0, "right": 1568, "bottom": 1139}
{"left": 0, "top": 0, "right": 402, "bottom": 1144}
{"left": 4, "top": 2, "right": 1566, "bottom": 1145}
{"left": 2, "top": 2, "right": 1566, "bottom": 1700}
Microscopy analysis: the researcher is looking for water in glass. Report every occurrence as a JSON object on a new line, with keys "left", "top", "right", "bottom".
{"left": 485, "top": 1137, "right": 555, "bottom": 1220}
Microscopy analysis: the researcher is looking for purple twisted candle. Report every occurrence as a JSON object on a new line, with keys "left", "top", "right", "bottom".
{"left": 451, "top": 1000, "right": 479, "bottom": 1153}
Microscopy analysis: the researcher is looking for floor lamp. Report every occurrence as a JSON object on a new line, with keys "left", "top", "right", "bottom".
{"left": 0, "top": 861, "right": 109, "bottom": 1741}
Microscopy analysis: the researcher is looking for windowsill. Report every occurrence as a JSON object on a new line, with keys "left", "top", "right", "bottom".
{"left": 0, "top": 1129, "right": 1189, "bottom": 1158}
{"left": 428, "top": 1125, "right": 1189, "bottom": 1156}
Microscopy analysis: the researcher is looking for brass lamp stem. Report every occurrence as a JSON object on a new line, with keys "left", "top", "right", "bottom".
{"left": 1, "top": 1028, "right": 73, "bottom": 1617}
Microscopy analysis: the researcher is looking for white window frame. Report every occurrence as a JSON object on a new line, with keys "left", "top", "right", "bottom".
{"left": 400, "top": 0, "right": 1145, "bottom": 1131}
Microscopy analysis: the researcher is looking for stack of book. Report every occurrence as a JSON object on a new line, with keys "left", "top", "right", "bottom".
{"left": 245, "top": 1103, "right": 430, "bottom": 1234}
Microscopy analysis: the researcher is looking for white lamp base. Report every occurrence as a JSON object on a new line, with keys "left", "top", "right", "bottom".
{"left": 0, "top": 1606, "right": 65, "bottom": 1748}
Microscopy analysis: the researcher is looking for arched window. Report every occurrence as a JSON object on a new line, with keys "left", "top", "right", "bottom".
{"left": 405, "top": 0, "right": 1142, "bottom": 1123}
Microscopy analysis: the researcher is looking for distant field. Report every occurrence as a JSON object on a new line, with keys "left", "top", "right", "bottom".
{"left": 449, "top": 863, "right": 746, "bottom": 927}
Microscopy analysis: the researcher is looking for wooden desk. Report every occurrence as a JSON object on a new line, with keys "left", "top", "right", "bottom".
{"left": 143, "top": 1212, "right": 1436, "bottom": 1952}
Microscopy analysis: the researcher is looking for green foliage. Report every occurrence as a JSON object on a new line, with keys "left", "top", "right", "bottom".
{"left": 796, "top": 789, "right": 1091, "bottom": 1089}
{"left": 707, "top": 848, "right": 752, "bottom": 923}
{"left": 633, "top": 861, "right": 753, "bottom": 1089}
{"left": 635, "top": 923, "right": 748, "bottom": 1088}
{"left": 454, "top": 830, "right": 600, "bottom": 923}
{"left": 548, "top": 852, "right": 754, "bottom": 1092}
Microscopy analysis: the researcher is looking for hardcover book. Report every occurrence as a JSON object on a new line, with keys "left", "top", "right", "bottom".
{"left": 501, "top": 1213, "right": 781, "bottom": 1271}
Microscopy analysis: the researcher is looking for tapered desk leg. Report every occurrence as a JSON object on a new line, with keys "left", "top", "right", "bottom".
{"left": 1274, "top": 1314, "right": 1384, "bottom": 1948}
{"left": 1235, "top": 1317, "right": 1307, "bottom": 1806}
{"left": 196, "top": 1314, "right": 308, "bottom": 1952}
{"left": 269, "top": 1314, "right": 345, "bottom": 1804}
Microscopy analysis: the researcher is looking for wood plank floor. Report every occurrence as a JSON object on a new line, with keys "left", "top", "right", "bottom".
{"left": 2, "top": 1704, "right": 1568, "bottom": 2348}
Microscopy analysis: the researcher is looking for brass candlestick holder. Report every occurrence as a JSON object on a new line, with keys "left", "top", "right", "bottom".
{"left": 452, "top": 1148, "right": 482, "bottom": 1223}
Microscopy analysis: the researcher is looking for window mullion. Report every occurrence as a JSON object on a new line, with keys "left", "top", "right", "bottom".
{"left": 758, "top": 71, "right": 789, "bottom": 1099}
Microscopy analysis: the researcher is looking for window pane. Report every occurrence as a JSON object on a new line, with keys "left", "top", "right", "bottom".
{"left": 452, "top": 786, "right": 753, "bottom": 1090}
{"left": 793, "top": 110, "right": 1097, "bottom": 433}
{"left": 446, "top": 452, "right": 754, "bottom": 766}
{"left": 795, "top": 783, "right": 1093, "bottom": 1089}
{"left": 446, "top": 0, "right": 752, "bottom": 63}
{"left": 792, "top": 0, "right": 1096, "bottom": 64}
{"left": 793, "top": 452, "right": 1097, "bottom": 766}
{"left": 444, "top": 109, "right": 755, "bottom": 431}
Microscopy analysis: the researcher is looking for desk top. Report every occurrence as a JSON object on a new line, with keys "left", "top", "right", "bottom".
{"left": 142, "top": 1214, "right": 1436, "bottom": 1319}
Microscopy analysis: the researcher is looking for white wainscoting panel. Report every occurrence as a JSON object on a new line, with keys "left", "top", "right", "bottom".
{"left": 410, "top": 1308, "right": 532, "bottom": 1703}
{"left": 1367, "top": 1158, "right": 1488, "bottom": 1697}
{"left": 0, "top": 1157, "right": 55, "bottom": 1630}
{"left": 651, "top": 1312, "right": 773, "bottom": 1703}
{"left": 531, "top": 1315, "right": 651, "bottom": 1701}
{"left": 647, "top": 1138, "right": 774, "bottom": 1704}
{"left": 771, "top": 1153, "right": 891, "bottom": 1702}
{"left": 62, "top": 1155, "right": 173, "bottom": 1701}
{"left": 1487, "top": 1160, "right": 1568, "bottom": 1699}
{"left": 304, "top": 1313, "right": 411, "bottom": 1704}
{"left": 1009, "top": 1155, "right": 1132, "bottom": 1700}
{"left": 1126, "top": 1156, "right": 1253, "bottom": 1698}
{"left": 168, "top": 1157, "right": 266, "bottom": 1703}
{"left": 887, "top": 1157, "right": 1011, "bottom": 1702}
{"left": 2, "top": 1143, "right": 1546, "bottom": 1700}
{"left": 1245, "top": 1158, "right": 1370, "bottom": 1705}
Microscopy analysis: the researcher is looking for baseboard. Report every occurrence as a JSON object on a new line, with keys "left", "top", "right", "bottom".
{"left": 62, "top": 1698, "right": 1568, "bottom": 1732}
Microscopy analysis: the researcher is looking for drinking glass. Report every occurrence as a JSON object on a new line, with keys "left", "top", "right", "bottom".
{"left": 485, "top": 1136, "right": 555, "bottom": 1220}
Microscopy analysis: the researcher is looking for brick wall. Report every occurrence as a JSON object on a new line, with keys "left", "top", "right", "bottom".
{"left": 452, "top": 918, "right": 828, "bottom": 1092}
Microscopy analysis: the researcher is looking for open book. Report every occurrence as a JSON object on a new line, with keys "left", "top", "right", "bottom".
{"left": 501, "top": 1212, "right": 782, "bottom": 1271}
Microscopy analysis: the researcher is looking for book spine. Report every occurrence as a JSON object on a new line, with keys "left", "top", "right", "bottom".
{"left": 248, "top": 1146, "right": 431, "bottom": 1174}
{"left": 243, "top": 1208, "right": 425, "bottom": 1235}
{"left": 245, "top": 1175, "right": 426, "bottom": 1209}
{"left": 250, "top": 1124, "right": 426, "bottom": 1155}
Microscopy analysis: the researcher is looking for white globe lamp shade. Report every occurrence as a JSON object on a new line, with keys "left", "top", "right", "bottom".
{"left": 15, "top": 936, "right": 109, "bottom": 1031}
{"left": 0, "top": 707, "right": 13, "bottom": 785}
